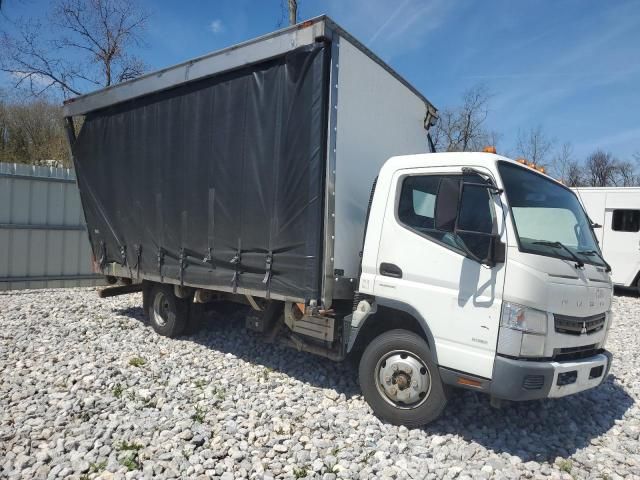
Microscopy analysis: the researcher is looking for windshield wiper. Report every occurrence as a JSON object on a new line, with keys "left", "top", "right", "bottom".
{"left": 577, "top": 250, "right": 612, "bottom": 273}
{"left": 533, "top": 240, "right": 584, "bottom": 268}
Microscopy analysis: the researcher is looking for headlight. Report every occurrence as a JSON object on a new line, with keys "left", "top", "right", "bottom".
{"left": 500, "top": 302, "right": 547, "bottom": 334}
{"left": 497, "top": 302, "right": 548, "bottom": 358}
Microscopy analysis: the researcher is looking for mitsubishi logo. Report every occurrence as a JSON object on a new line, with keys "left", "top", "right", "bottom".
{"left": 581, "top": 321, "right": 587, "bottom": 334}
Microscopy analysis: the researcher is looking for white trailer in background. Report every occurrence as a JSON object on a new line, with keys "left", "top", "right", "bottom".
{"left": 574, "top": 187, "right": 640, "bottom": 290}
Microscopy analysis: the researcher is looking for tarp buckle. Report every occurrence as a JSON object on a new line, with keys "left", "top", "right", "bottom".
{"left": 230, "top": 251, "right": 241, "bottom": 293}
{"left": 99, "top": 241, "right": 107, "bottom": 269}
{"left": 262, "top": 252, "right": 273, "bottom": 298}
{"left": 203, "top": 248, "right": 215, "bottom": 268}
{"left": 134, "top": 244, "right": 142, "bottom": 279}
{"left": 157, "top": 247, "right": 165, "bottom": 281}
{"left": 119, "top": 245, "right": 128, "bottom": 266}
{"left": 179, "top": 248, "right": 187, "bottom": 286}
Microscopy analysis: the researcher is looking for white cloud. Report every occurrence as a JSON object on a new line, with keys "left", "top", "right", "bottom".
{"left": 209, "top": 19, "right": 224, "bottom": 34}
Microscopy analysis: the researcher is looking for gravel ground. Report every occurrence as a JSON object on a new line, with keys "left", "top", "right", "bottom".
{"left": 0, "top": 288, "right": 639, "bottom": 480}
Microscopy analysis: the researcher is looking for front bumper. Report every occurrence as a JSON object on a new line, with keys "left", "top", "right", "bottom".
{"left": 488, "top": 350, "right": 613, "bottom": 401}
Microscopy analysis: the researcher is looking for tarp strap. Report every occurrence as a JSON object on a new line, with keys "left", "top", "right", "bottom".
{"left": 262, "top": 251, "right": 273, "bottom": 299}
{"left": 157, "top": 247, "right": 165, "bottom": 281}
{"left": 99, "top": 241, "right": 107, "bottom": 269}
{"left": 207, "top": 188, "right": 215, "bottom": 264}
{"left": 179, "top": 248, "right": 187, "bottom": 286}
{"left": 133, "top": 244, "right": 142, "bottom": 280}
{"left": 119, "top": 245, "right": 127, "bottom": 265}
{"left": 230, "top": 250, "right": 241, "bottom": 293}
{"left": 119, "top": 244, "right": 132, "bottom": 277}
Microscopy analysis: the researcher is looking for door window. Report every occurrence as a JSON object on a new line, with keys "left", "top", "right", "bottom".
{"left": 612, "top": 209, "right": 640, "bottom": 232}
{"left": 398, "top": 173, "right": 494, "bottom": 257}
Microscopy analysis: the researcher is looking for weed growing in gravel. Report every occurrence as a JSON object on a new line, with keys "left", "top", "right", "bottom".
{"left": 128, "top": 356, "right": 146, "bottom": 367}
{"left": 191, "top": 405, "right": 206, "bottom": 423}
{"left": 112, "top": 383, "right": 124, "bottom": 398}
{"left": 262, "top": 366, "right": 273, "bottom": 381}
{"left": 293, "top": 466, "right": 309, "bottom": 478}
{"left": 194, "top": 379, "right": 206, "bottom": 389}
{"left": 213, "top": 386, "right": 226, "bottom": 401}
{"left": 559, "top": 459, "right": 573, "bottom": 474}
{"left": 89, "top": 461, "right": 107, "bottom": 473}
{"left": 116, "top": 440, "right": 143, "bottom": 452}
{"left": 322, "top": 462, "right": 339, "bottom": 475}
{"left": 120, "top": 454, "right": 140, "bottom": 471}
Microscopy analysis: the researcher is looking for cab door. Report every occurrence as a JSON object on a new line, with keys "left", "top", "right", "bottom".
{"left": 374, "top": 166, "right": 507, "bottom": 379}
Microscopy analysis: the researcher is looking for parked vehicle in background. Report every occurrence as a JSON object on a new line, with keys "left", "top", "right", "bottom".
{"left": 62, "top": 16, "right": 613, "bottom": 427}
{"left": 574, "top": 187, "right": 640, "bottom": 291}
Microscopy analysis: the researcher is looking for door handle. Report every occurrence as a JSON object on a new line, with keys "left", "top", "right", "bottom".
{"left": 380, "top": 262, "right": 403, "bottom": 278}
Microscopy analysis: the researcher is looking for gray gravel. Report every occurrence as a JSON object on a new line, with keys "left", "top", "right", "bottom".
{"left": 1, "top": 288, "right": 639, "bottom": 480}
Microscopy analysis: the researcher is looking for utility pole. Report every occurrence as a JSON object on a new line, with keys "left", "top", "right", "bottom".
{"left": 288, "top": 0, "right": 297, "bottom": 25}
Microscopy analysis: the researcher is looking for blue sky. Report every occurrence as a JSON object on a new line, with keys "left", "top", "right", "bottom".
{"left": 2, "top": 0, "right": 639, "bottom": 162}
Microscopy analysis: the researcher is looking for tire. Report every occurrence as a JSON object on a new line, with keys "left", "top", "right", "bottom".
{"left": 358, "top": 329, "right": 447, "bottom": 427}
{"left": 147, "top": 283, "right": 189, "bottom": 337}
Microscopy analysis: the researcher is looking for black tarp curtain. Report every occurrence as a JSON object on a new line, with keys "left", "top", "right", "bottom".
{"left": 72, "top": 43, "right": 329, "bottom": 301}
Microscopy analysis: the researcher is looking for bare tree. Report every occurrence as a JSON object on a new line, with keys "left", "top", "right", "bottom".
{"left": 515, "top": 125, "right": 554, "bottom": 168}
{"left": 564, "top": 160, "right": 585, "bottom": 187}
{"left": 585, "top": 150, "right": 618, "bottom": 187}
{"left": 0, "top": 0, "right": 148, "bottom": 98}
{"left": 0, "top": 95, "right": 69, "bottom": 165}
{"left": 549, "top": 142, "right": 573, "bottom": 180}
{"left": 617, "top": 160, "right": 639, "bottom": 186}
{"left": 433, "top": 84, "right": 492, "bottom": 152}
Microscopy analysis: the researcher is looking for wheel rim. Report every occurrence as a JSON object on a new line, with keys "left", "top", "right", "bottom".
{"left": 152, "top": 292, "right": 171, "bottom": 327}
{"left": 375, "top": 349, "right": 432, "bottom": 409}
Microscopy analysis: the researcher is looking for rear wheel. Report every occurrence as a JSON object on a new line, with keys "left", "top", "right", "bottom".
{"left": 359, "top": 329, "right": 447, "bottom": 427}
{"left": 147, "top": 284, "right": 189, "bottom": 337}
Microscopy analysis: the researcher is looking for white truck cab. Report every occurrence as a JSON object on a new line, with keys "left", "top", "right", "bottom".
{"left": 352, "top": 152, "right": 613, "bottom": 426}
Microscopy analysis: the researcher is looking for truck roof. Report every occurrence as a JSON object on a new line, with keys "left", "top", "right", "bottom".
{"left": 573, "top": 187, "right": 640, "bottom": 192}
{"left": 62, "top": 15, "right": 437, "bottom": 118}
{"left": 380, "top": 152, "right": 568, "bottom": 186}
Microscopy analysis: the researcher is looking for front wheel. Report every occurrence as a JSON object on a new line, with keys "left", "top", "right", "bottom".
{"left": 358, "top": 329, "right": 447, "bottom": 427}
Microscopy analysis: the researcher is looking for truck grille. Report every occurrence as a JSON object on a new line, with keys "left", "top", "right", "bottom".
{"left": 554, "top": 313, "right": 605, "bottom": 336}
{"left": 553, "top": 345, "right": 600, "bottom": 361}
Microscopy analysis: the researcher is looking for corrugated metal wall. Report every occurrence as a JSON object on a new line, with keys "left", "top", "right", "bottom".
{"left": 0, "top": 162, "right": 104, "bottom": 291}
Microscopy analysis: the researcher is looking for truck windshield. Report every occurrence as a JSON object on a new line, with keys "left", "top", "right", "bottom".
{"left": 497, "top": 161, "right": 606, "bottom": 267}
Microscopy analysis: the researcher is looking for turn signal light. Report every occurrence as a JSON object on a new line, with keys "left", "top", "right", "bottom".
{"left": 483, "top": 146, "right": 497, "bottom": 154}
{"left": 457, "top": 377, "right": 482, "bottom": 388}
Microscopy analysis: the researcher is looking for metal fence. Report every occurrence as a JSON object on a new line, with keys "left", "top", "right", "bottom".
{"left": 0, "top": 162, "right": 104, "bottom": 291}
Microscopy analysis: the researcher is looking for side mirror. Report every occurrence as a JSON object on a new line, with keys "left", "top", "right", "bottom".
{"left": 434, "top": 177, "right": 462, "bottom": 232}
